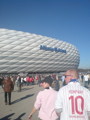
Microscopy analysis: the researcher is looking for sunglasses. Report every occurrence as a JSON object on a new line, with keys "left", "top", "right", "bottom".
{"left": 64, "top": 75, "right": 71, "bottom": 78}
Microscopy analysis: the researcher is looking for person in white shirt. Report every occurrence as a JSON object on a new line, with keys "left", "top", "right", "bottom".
{"left": 61, "top": 75, "right": 66, "bottom": 86}
{"left": 84, "top": 74, "right": 89, "bottom": 88}
{"left": 55, "top": 69, "right": 90, "bottom": 120}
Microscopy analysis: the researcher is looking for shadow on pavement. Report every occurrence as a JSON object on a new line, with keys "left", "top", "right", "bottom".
{"left": 14, "top": 113, "right": 26, "bottom": 120}
{"left": 21, "top": 87, "right": 34, "bottom": 91}
{"left": 11, "top": 93, "right": 34, "bottom": 104}
{"left": 13, "top": 86, "right": 34, "bottom": 92}
{"left": 1, "top": 113, "right": 15, "bottom": 120}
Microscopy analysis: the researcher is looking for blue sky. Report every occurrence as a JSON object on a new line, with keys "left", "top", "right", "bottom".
{"left": 0, "top": 0, "right": 90, "bottom": 69}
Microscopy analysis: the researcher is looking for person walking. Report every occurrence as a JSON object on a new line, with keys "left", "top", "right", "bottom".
{"left": 2, "top": 76, "right": 14, "bottom": 105}
{"left": 52, "top": 79, "right": 60, "bottom": 91}
{"left": 28, "top": 76, "right": 59, "bottom": 120}
{"left": 88, "top": 74, "right": 90, "bottom": 85}
{"left": 17, "top": 75, "right": 22, "bottom": 92}
{"left": 84, "top": 74, "right": 89, "bottom": 88}
{"left": 61, "top": 75, "right": 66, "bottom": 86}
{"left": 55, "top": 69, "right": 90, "bottom": 120}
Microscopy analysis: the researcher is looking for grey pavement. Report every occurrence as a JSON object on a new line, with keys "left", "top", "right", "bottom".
{"left": 0, "top": 81, "right": 90, "bottom": 120}
{"left": 0, "top": 84, "right": 42, "bottom": 120}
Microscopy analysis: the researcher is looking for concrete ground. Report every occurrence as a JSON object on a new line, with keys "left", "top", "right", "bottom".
{"left": 0, "top": 84, "right": 42, "bottom": 120}
{"left": 0, "top": 81, "right": 90, "bottom": 120}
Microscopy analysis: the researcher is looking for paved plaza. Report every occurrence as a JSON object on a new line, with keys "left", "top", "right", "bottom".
{"left": 0, "top": 85, "right": 42, "bottom": 120}
{"left": 0, "top": 81, "right": 90, "bottom": 120}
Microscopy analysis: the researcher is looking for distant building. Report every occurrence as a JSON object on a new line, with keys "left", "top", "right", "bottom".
{"left": 0, "top": 28, "right": 80, "bottom": 73}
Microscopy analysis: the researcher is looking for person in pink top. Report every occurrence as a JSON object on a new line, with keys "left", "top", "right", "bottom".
{"left": 28, "top": 76, "right": 59, "bottom": 120}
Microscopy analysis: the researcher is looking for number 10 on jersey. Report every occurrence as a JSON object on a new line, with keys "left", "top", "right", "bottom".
{"left": 69, "top": 96, "right": 84, "bottom": 115}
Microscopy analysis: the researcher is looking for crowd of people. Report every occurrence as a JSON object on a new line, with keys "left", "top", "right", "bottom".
{"left": 28, "top": 70, "right": 90, "bottom": 120}
{"left": 0, "top": 70, "right": 90, "bottom": 120}
{"left": 0, "top": 74, "right": 60, "bottom": 106}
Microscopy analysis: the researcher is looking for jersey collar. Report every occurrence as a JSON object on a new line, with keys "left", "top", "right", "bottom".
{"left": 70, "top": 79, "right": 78, "bottom": 82}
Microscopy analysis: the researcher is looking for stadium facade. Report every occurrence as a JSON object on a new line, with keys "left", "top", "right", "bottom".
{"left": 0, "top": 28, "right": 80, "bottom": 73}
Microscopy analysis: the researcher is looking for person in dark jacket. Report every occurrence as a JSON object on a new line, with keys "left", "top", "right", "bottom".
{"left": 52, "top": 79, "right": 60, "bottom": 91}
{"left": 2, "top": 76, "right": 14, "bottom": 105}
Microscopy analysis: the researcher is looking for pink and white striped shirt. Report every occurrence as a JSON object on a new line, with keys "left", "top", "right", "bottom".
{"left": 34, "top": 87, "right": 58, "bottom": 120}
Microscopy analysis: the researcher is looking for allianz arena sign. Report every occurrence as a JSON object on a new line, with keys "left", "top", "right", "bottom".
{"left": 0, "top": 28, "right": 80, "bottom": 73}
{"left": 40, "top": 45, "right": 66, "bottom": 53}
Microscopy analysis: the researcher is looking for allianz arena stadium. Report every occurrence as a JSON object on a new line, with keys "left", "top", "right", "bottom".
{"left": 0, "top": 28, "right": 80, "bottom": 73}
